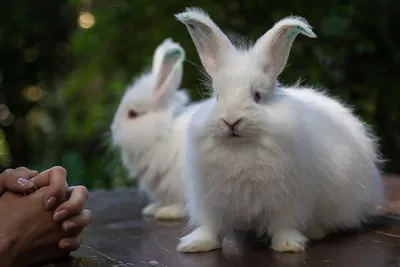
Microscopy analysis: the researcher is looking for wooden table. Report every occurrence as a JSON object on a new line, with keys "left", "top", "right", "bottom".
{"left": 43, "top": 176, "right": 400, "bottom": 267}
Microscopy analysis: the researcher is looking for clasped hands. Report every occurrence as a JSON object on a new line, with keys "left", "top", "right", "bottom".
{"left": 0, "top": 166, "right": 92, "bottom": 266}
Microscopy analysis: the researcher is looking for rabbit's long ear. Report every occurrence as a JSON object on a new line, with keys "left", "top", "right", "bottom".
{"left": 152, "top": 38, "right": 185, "bottom": 103}
{"left": 175, "top": 7, "right": 235, "bottom": 76}
{"left": 252, "top": 16, "right": 316, "bottom": 78}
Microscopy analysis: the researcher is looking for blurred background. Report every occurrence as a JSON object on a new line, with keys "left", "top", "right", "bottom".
{"left": 0, "top": 0, "right": 399, "bottom": 189}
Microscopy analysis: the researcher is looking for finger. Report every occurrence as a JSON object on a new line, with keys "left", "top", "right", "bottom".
{"left": 58, "top": 236, "right": 82, "bottom": 252}
{"left": 3, "top": 175, "right": 37, "bottom": 194}
{"left": 0, "top": 169, "right": 38, "bottom": 195}
{"left": 61, "top": 209, "right": 92, "bottom": 235}
{"left": 30, "top": 166, "right": 68, "bottom": 211}
{"left": 54, "top": 186, "right": 89, "bottom": 222}
{"left": 30, "top": 166, "right": 67, "bottom": 188}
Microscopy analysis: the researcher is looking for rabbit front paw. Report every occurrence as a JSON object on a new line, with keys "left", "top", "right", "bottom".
{"left": 271, "top": 228, "right": 308, "bottom": 252}
{"left": 154, "top": 205, "right": 185, "bottom": 220}
{"left": 177, "top": 226, "right": 221, "bottom": 253}
{"left": 142, "top": 203, "right": 161, "bottom": 216}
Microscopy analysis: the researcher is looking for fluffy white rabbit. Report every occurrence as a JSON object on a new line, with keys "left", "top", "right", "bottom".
{"left": 175, "top": 8, "right": 384, "bottom": 253}
{"left": 111, "top": 38, "right": 203, "bottom": 220}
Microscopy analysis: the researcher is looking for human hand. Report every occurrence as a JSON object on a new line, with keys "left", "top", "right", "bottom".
{"left": 0, "top": 188, "right": 80, "bottom": 266}
{"left": 29, "top": 166, "right": 69, "bottom": 210}
{"left": 29, "top": 167, "right": 92, "bottom": 250}
{"left": 54, "top": 186, "right": 92, "bottom": 249}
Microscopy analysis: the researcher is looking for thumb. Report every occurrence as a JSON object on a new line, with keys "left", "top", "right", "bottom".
{"left": 1, "top": 175, "right": 37, "bottom": 194}
{"left": 29, "top": 166, "right": 68, "bottom": 210}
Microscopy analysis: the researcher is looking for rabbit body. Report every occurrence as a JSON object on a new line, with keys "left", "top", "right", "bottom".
{"left": 119, "top": 94, "right": 202, "bottom": 220}
{"left": 111, "top": 38, "right": 204, "bottom": 220}
{"left": 181, "top": 87, "right": 383, "bottom": 252}
{"left": 175, "top": 8, "right": 384, "bottom": 252}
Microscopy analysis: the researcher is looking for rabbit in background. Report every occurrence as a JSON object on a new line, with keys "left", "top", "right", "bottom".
{"left": 175, "top": 8, "right": 384, "bottom": 253}
{"left": 111, "top": 38, "right": 203, "bottom": 220}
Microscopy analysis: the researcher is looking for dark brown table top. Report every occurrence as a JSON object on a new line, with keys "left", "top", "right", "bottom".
{"left": 43, "top": 176, "right": 400, "bottom": 267}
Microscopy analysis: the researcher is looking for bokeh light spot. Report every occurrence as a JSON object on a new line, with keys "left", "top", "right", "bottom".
{"left": 78, "top": 12, "right": 95, "bottom": 29}
{"left": 23, "top": 85, "right": 43, "bottom": 102}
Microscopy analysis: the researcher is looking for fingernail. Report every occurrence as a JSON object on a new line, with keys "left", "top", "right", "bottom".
{"left": 17, "top": 178, "right": 30, "bottom": 187}
{"left": 61, "top": 241, "right": 70, "bottom": 249}
{"left": 45, "top": 197, "right": 57, "bottom": 211}
{"left": 63, "top": 222, "right": 77, "bottom": 232}
{"left": 53, "top": 210, "right": 69, "bottom": 222}
{"left": 82, "top": 209, "right": 92, "bottom": 217}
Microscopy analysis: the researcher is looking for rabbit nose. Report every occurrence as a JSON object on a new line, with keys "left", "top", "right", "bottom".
{"left": 221, "top": 118, "right": 243, "bottom": 129}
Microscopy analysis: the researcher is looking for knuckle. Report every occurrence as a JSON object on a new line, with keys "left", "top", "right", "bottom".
{"left": 67, "top": 201, "right": 84, "bottom": 214}
{"left": 76, "top": 185, "right": 89, "bottom": 195}
{"left": 2, "top": 169, "right": 15, "bottom": 180}
{"left": 3, "top": 169, "right": 15, "bottom": 176}
{"left": 15, "top": 167, "right": 37, "bottom": 178}
{"left": 50, "top": 166, "right": 67, "bottom": 183}
{"left": 52, "top": 166, "right": 67, "bottom": 176}
{"left": 29, "top": 170, "right": 39, "bottom": 176}
{"left": 15, "top": 167, "right": 28, "bottom": 172}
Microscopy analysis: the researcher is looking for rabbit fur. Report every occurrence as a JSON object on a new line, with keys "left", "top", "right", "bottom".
{"left": 175, "top": 7, "right": 384, "bottom": 253}
{"left": 111, "top": 38, "right": 203, "bottom": 220}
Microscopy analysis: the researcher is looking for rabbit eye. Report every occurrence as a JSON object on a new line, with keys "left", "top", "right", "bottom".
{"left": 254, "top": 91, "right": 261, "bottom": 103}
{"left": 128, "top": 109, "right": 138, "bottom": 119}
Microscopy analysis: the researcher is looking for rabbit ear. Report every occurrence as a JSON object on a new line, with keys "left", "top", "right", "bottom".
{"left": 152, "top": 39, "right": 185, "bottom": 103}
{"left": 175, "top": 7, "right": 235, "bottom": 76}
{"left": 252, "top": 16, "right": 316, "bottom": 78}
{"left": 152, "top": 38, "right": 175, "bottom": 75}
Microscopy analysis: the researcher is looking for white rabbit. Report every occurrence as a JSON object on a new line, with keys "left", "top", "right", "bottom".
{"left": 111, "top": 38, "right": 203, "bottom": 220}
{"left": 175, "top": 8, "right": 384, "bottom": 253}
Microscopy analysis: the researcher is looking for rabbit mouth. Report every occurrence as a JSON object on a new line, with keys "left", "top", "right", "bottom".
{"left": 230, "top": 132, "right": 241, "bottom": 138}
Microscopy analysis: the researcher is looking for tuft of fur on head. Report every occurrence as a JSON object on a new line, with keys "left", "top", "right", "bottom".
{"left": 175, "top": 7, "right": 213, "bottom": 26}
{"left": 270, "top": 15, "right": 316, "bottom": 38}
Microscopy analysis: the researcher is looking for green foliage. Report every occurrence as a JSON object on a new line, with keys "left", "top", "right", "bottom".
{"left": 1, "top": 0, "right": 399, "bottom": 188}
{"left": 0, "top": 0, "right": 77, "bottom": 168}
{"left": 0, "top": 129, "right": 11, "bottom": 167}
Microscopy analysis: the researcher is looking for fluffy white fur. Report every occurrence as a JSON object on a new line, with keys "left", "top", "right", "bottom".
{"left": 111, "top": 38, "right": 204, "bottom": 220}
{"left": 175, "top": 8, "right": 384, "bottom": 252}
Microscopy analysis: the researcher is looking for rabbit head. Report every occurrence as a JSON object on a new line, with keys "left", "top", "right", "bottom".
{"left": 176, "top": 8, "right": 316, "bottom": 141}
{"left": 111, "top": 38, "right": 187, "bottom": 151}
